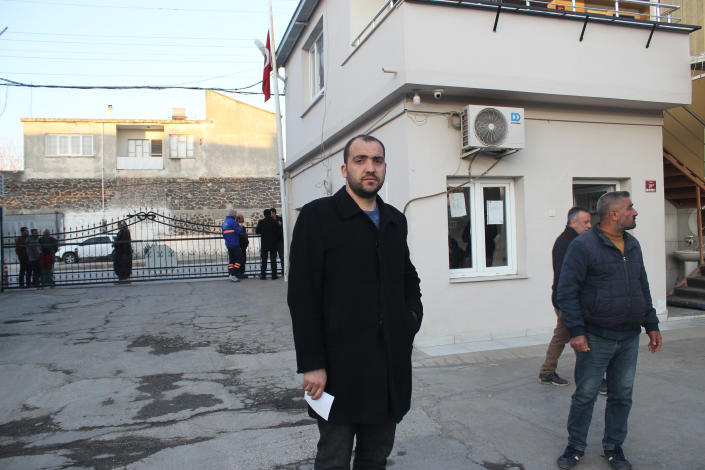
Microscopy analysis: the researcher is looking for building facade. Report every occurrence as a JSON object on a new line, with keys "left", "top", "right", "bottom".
{"left": 2, "top": 91, "right": 281, "bottom": 229}
{"left": 278, "top": 0, "right": 698, "bottom": 346}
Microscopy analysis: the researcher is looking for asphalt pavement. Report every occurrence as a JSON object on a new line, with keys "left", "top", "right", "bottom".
{"left": 0, "top": 279, "right": 703, "bottom": 470}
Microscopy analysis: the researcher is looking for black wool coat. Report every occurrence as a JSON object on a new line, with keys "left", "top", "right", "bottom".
{"left": 287, "top": 187, "right": 423, "bottom": 424}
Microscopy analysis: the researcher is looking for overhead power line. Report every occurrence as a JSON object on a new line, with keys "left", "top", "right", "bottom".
{"left": 2, "top": 0, "right": 271, "bottom": 13}
{"left": 1, "top": 38, "right": 257, "bottom": 49}
{"left": 0, "top": 54, "right": 259, "bottom": 64}
{"left": 6, "top": 31, "right": 257, "bottom": 41}
{"left": 0, "top": 77, "right": 276, "bottom": 96}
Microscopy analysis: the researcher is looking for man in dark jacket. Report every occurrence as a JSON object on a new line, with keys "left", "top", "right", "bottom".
{"left": 538, "top": 207, "right": 591, "bottom": 386}
{"left": 256, "top": 209, "right": 280, "bottom": 280}
{"left": 27, "top": 228, "right": 41, "bottom": 287}
{"left": 270, "top": 208, "right": 284, "bottom": 276}
{"left": 288, "top": 134, "right": 423, "bottom": 469}
{"left": 15, "top": 227, "right": 30, "bottom": 288}
{"left": 556, "top": 191, "right": 662, "bottom": 470}
{"left": 221, "top": 209, "right": 244, "bottom": 282}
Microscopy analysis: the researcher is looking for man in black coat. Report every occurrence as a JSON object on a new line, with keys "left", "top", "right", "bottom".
{"left": 288, "top": 134, "right": 423, "bottom": 469}
{"left": 256, "top": 209, "right": 280, "bottom": 280}
{"left": 538, "top": 206, "right": 591, "bottom": 386}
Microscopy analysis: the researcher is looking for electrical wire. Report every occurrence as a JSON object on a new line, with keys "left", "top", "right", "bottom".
{"left": 0, "top": 77, "right": 276, "bottom": 95}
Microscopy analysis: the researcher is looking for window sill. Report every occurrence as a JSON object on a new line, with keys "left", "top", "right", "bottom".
{"left": 300, "top": 90, "right": 325, "bottom": 118}
{"left": 450, "top": 274, "right": 528, "bottom": 284}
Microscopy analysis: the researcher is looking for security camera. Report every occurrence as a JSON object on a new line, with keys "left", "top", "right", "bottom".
{"left": 433, "top": 89, "right": 444, "bottom": 100}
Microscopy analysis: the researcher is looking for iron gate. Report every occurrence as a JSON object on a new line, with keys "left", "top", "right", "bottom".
{"left": 1, "top": 210, "right": 270, "bottom": 289}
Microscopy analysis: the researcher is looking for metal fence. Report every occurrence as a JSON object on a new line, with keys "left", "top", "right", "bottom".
{"left": 1, "top": 210, "right": 275, "bottom": 289}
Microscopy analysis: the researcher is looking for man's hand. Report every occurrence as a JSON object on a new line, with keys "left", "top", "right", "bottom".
{"left": 570, "top": 335, "right": 590, "bottom": 353}
{"left": 647, "top": 330, "right": 662, "bottom": 353}
{"left": 302, "top": 368, "right": 327, "bottom": 400}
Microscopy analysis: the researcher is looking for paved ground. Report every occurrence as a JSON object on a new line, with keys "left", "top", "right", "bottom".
{"left": 0, "top": 280, "right": 703, "bottom": 470}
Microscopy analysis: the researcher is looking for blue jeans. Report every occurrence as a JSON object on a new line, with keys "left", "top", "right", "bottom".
{"left": 567, "top": 332, "right": 639, "bottom": 452}
{"left": 315, "top": 419, "right": 396, "bottom": 470}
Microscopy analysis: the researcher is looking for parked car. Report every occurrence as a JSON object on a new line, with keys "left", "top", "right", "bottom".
{"left": 57, "top": 235, "right": 115, "bottom": 264}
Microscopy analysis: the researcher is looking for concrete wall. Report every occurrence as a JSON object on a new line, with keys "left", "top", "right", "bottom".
{"left": 283, "top": 1, "right": 692, "bottom": 166}
{"left": 287, "top": 100, "right": 668, "bottom": 345}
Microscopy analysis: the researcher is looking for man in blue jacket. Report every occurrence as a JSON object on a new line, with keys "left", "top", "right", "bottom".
{"left": 221, "top": 209, "right": 244, "bottom": 282}
{"left": 556, "top": 191, "right": 662, "bottom": 470}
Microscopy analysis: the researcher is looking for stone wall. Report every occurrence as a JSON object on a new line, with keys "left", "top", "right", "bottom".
{"left": 0, "top": 172, "right": 281, "bottom": 222}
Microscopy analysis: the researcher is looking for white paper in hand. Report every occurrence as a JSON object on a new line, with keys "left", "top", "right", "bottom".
{"left": 304, "top": 391, "right": 335, "bottom": 421}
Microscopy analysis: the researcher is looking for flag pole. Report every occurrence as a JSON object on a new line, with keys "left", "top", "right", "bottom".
{"left": 269, "top": 0, "right": 289, "bottom": 281}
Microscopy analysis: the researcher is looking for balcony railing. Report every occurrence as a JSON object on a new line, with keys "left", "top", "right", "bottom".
{"left": 116, "top": 156, "right": 164, "bottom": 170}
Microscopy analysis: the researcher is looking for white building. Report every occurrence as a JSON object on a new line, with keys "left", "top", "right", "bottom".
{"left": 277, "top": 0, "right": 699, "bottom": 347}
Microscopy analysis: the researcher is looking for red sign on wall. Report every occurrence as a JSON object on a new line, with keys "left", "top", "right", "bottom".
{"left": 645, "top": 180, "right": 656, "bottom": 192}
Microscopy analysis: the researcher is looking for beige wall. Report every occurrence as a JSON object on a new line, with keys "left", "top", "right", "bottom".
{"left": 21, "top": 91, "right": 277, "bottom": 180}
{"left": 22, "top": 120, "right": 115, "bottom": 179}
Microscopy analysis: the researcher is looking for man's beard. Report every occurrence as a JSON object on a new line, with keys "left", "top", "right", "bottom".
{"left": 348, "top": 175, "right": 384, "bottom": 199}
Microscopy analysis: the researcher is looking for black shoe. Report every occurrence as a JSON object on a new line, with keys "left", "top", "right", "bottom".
{"left": 557, "top": 446, "right": 584, "bottom": 469}
{"left": 271, "top": 276, "right": 278, "bottom": 280}
{"left": 603, "top": 447, "right": 632, "bottom": 470}
{"left": 259, "top": 276, "right": 266, "bottom": 280}
{"left": 539, "top": 372, "right": 569, "bottom": 386}
{"left": 599, "top": 378, "right": 608, "bottom": 396}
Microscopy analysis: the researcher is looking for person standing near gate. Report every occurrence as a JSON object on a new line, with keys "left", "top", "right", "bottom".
{"left": 27, "top": 228, "right": 41, "bottom": 287}
{"left": 15, "top": 227, "right": 31, "bottom": 288}
{"left": 288, "top": 134, "right": 423, "bottom": 469}
{"left": 222, "top": 209, "right": 244, "bottom": 282}
{"left": 538, "top": 207, "right": 591, "bottom": 386}
{"left": 256, "top": 209, "right": 280, "bottom": 280}
{"left": 113, "top": 220, "right": 133, "bottom": 283}
{"left": 236, "top": 214, "right": 249, "bottom": 278}
{"left": 270, "top": 207, "right": 284, "bottom": 277}
{"left": 556, "top": 191, "right": 662, "bottom": 470}
{"left": 39, "top": 229, "right": 59, "bottom": 287}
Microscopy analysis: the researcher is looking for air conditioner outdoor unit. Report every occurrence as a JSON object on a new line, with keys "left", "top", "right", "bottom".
{"left": 461, "top": 105, "right": 525, "bottom": 152}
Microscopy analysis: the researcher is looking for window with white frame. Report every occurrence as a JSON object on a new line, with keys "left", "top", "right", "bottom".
{"left": 127, "top": 139, "right": 150, "bottom": 158}
{"left": 169, "top": 135, "right": 194, "bottom": 158}
{"left": 447, "top": 179, "right": 516, "bottom": 277}
{"left": 302, "top": 19, "right": 325, "bottom": 103}
{"left": 309, "top": 31, "right": 324, "bottom": 98}
{"left": 45, "top": 134, "right": 93, "bottom": 156}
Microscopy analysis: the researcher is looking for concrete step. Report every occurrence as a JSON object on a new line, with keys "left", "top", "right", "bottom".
{"left": 671, "top": 286, "right": 705, "bottom": 300}
{"left": 686, "top": 277, "right": 705, "bottom": 289}
{"left": 667, "top": 295, "right": 705, "bottom": 310}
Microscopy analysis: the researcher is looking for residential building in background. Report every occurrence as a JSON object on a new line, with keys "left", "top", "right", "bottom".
{"left": 1, "top": 90, "right": 281, "bottom": 231}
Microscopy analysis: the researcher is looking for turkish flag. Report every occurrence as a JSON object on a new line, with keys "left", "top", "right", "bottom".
{"left": 263, "top": 32, "right": 272, "bottom": 102}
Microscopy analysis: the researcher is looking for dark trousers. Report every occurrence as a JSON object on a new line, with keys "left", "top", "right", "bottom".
{"left": 227, "top": 246, "right": 245, "bottom": 278}
{"left": 30, "top": 260, "right": 41, "bottom": 286}
{"left": 260, "top": 247, "right": 278, "bottom": 279}
{"left": 276, "top": 241, "right": 284, "bottom": 275}
{"left": 315, "top": 419, "right": 396, "bottom": 470}
{"left": 18, "top": 258, "right": 31, "bottom": 287}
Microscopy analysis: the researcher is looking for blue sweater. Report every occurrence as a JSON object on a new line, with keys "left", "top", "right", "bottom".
{"left": 557, "top": 225, "right": 659, "bottom": 340}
